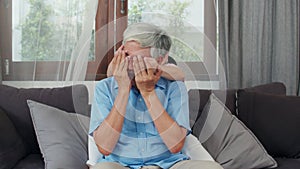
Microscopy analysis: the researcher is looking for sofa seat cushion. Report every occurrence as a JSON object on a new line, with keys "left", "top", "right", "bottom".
{"left": 0, "top": 84, "right": 89, "bottom": 154}
{"left": 13, "top": 154, "right": 44, "bottom": 169}
{"left": 272, "top": 158, "right": 300, "bottom": 169}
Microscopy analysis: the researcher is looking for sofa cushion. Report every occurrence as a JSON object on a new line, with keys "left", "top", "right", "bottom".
{"left": 188, "top": 89, "right": 236, "bottom": 128}
{"left": 0, "top": 84, "right": 89, "bottom": 154}
{"left": 273, "top": 158, "right": 300, "bottom": 169}
{"left": 237, "top": 91, "right": 300, "bottom": 158}
{"left": 242, "top": 82, "right": 286, "bottom": 95}
{"left": 12, "top": 154, "right": 44, "bottom": 169}
{"left": 0, "top": 108, "right": 27, "bottom": 169}
{"left": 193, "top": 94, "right": 277, "bottom": 169}
{"left": 188, "top": 82, "right": 286, "bottom": 128}
{"left": 27, "top": 100, "right": 89, "bottom": 169}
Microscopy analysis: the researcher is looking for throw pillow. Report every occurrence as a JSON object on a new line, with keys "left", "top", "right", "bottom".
{"left": 237, "top": 91, "right": 300, "bottom": 158}
{"left": 27, "top": 100, "right": 89, "bottom": 169}
{"left": 182, "top": 134, "right": 214, "bottom": 161}
{"left": 0, "top": 108, "right": 27, "bottom": 169}
{"left": 0, "top": 84, "right": 89, "bottom": 154}
{"left": 87, "top": 135, "right": 102, "bottom": 167}
{"left": 193, "top": 94, "right": 277, "bottom": 169}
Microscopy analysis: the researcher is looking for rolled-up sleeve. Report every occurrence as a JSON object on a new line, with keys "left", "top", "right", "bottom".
{"left": 166, "top": 81, "right": 191, "bottom": 134}
{"left": 89, "top": 81, "right": 113, "bottom": 135}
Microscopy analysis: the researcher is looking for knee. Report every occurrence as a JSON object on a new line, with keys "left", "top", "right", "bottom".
{"left": 180, "top": 160, "right": 224, "bottom": 169}
{"left": 197, "top": 161, "right": 223, "bottom": 169}
{"left": 90, "top": 162, "right": 126, "bottom": 169}
{"left": 205, "top": 161, "right": 223, "bottom": 169}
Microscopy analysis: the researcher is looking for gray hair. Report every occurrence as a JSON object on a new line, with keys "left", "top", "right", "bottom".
{"left": 123, "top": 23, "right": 172, "bottom": 58}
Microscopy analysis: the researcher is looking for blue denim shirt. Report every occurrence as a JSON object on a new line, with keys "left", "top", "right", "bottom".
{"left": 89, "top": 77, "right": 191, "bottom": 169}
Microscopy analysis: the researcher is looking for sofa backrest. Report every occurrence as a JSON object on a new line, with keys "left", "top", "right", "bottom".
{"left": 188, "top": 82, "right": 286, "bottom": 129}
{"left": 0, "top": 84, "right": 89, "bottom": 154}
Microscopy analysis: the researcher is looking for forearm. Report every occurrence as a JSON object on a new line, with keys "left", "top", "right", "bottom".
{"left": 93, "top": 90, "right": 129, "bottom": 155}
{"left": 142, "top": 91, "right": 187, "bottom": 153}
{"left": 161, "top": 64, "right": 185, "bottom": 81}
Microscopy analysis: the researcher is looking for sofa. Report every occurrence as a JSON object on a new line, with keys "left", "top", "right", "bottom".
{"left": 0, "top": 82, "right": 299, "bottom": 169}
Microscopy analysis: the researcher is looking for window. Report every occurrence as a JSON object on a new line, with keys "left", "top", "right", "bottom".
{"left": 127, "top": 0, "right": 217, "bottom": 80}
{"left": 128, "top": 0, "right": 204, "bottom": 62}
{"left": 0, "top": 0, "right": 217, "bottom": 81}
{"left": 12, "top": 0, "right": 95, "bottom": 62}
{"left": 96, "top": 0, "right": 217, "bottom": 81}
{"left": 1, "top": 0, "right": 98, "bottom": 81}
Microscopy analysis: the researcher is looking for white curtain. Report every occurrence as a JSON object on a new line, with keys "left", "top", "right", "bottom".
{"left": 12, "top": 0, "right": 98, "bottom": 81}
{"left": 65, "top": 0, "right": 98, "bottom": 81}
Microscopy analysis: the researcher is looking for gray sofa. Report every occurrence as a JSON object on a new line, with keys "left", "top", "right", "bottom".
{"left": 0, "top": 82, "right": 299, "bottom": 169}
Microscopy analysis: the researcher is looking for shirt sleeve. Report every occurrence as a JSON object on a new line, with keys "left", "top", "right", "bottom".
{"left": 166, "top": 81, "right": 191, "bottom": 134}
{"left": 89, "top": 80, "right": 113, "bottom": 135}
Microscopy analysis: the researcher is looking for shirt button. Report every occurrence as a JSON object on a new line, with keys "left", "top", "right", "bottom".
{"left": 137, "top": 116, "right": 141, "bottom": 120}
{"left": 141, "top": 149, "right": 145, "bottom": 152}
{"left": 139, "top": 98, "right": 142, "bottom": 102}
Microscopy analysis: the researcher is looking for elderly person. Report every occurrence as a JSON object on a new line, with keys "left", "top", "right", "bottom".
{"left": 89, "top": 23, "right": 223, "bottom": 169}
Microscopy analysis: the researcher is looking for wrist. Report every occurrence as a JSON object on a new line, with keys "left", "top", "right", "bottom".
{"left": 118, "top": 88, "right": 130, "bottom": 96}
{"left": 141, "top": 90, "right": 155, "bottom": 98}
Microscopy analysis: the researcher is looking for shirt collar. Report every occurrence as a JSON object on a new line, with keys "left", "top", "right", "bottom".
{"left": 112, "top": 77, "right": 167, "bottom": 90}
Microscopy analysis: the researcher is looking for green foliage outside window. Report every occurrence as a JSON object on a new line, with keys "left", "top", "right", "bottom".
{"left": 128, "top": 0, "right": 201, "bottom": 62}
{"left": 19, "top": 0, "right": 94, "bottom": 61}
{"left": 20, "top": 0, "right": 56, "bottom": 61}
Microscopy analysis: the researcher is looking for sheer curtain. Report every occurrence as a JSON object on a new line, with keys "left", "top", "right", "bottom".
{"left": 12, "top": 0, "right": 98, "bottom": 81}
{"left": 65, "top": 0, "right": 98, "bottom": 81}
{"left": 218, "top": 0, "right": 299, "bottom": 95}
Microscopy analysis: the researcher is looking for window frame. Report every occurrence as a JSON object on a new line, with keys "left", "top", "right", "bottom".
{"left": 0, "top": 0, "right": 217, "bottom": 81}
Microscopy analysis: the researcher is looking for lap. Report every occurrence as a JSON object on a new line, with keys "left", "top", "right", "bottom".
{"left": 170, "top": 160, "right": 223, "bottom": 169}
{"left": 90, "top": 162, "right": 129, "bottom": 169}
{"left": 90, "top": 160, "right": 223, "bottom": 169}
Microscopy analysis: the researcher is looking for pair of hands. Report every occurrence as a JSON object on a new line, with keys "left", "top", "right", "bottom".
{"left": 111, "top": 46, "right": 162, "bottom": 96}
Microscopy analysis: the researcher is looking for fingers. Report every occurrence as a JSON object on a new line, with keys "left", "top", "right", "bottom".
{"left": 115, "top": 51, "right": 122, "bottom": 67}
{"left": 137, "top": 55, "right": 147, "bottom": 76}
{"left": 113, "top": 51, "right": 127, "bottom": 78}
{"left": 133, "top": 56, "right": 139, "bottom": 77}
{"left": 155, "top": 66, "right": 163, "bottom": 77}
{"left": 123, "top": 57, "right": 129, "bottom": 71}
{"left": 119, "top": 51, "right": 126, "bottom": 70}
{"left": 134, "top": 56, "right": 161, "bottom": 78}
{"left": 117, "top": 45, "right": 124, "bottom": 53}
{"left": 113, "top": 45, "right": 125, "bottom": 64}
{"left": 144, "top": 57, "right": 158, "bottom": 76}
